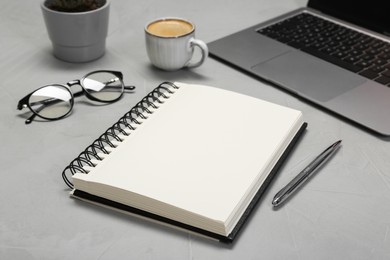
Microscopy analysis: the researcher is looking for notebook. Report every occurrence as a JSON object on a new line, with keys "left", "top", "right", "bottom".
{"left": 208, "top": 0, "right": 390, "bottom": 137}
{"left": 63, "top": 82, "right": 307, "bottom": 243}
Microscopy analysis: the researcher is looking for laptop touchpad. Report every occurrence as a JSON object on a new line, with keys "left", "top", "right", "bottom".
{"left": 251, "top": 51, "right": 365, "bottom": 102}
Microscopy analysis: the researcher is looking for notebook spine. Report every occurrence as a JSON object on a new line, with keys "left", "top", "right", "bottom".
{"left": 62, "top": 82, "right": 179, "bottom": 188}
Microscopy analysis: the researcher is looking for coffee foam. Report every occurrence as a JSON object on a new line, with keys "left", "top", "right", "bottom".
{"left": 147, "top": 19, "right": 193, "bottom": 37}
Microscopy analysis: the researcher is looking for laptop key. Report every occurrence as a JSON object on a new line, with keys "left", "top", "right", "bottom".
{"left": 375, "top": 76, "right": 390, "bottom": 85}
{"left": 359, "top": 69, "right": 379, "bottom": 79}
{"left": 382, "top": 69, "right": 390, "bottom": 77}
{"left": 321, "top": 46, "right": 337, "bottom": 54}
{"left": 343, "top": 56, "right": 362, "bottom": 64}
{"left": 372, "top": 59, "right": 388, "bottom": 66}
{"left": 360, "top": 54, "right": 375, "bottom": 61}
{"left": 332, "top": 51, "right": 349, "bottom": 59}
{"left": 371, "top": 65, "right": 387, "bottom": 74}
{"left": 378, "top": 52, "right": 390, "bottom": 60}
{"left": 356, "top": 60, "right": 373, "bottom": 68}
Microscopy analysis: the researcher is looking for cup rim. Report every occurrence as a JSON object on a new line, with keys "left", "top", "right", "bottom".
{"left": 145, "top": 17, "right": 195, "bottom": 39}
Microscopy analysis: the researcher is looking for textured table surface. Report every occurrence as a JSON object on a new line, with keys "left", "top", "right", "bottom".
{"left": 1, "top": 0, "right": 390, "bottom": 259}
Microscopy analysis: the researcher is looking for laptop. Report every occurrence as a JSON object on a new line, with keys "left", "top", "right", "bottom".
{"left": 208, "top": 0, "right": 390, "bottom": 137}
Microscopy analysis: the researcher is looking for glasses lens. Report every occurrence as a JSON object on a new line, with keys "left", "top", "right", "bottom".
{"left": 28, "top": 85, "right": 72, "bottom": 119}
{"left": 82, "top": 72, "right": 124, "bottom": 102}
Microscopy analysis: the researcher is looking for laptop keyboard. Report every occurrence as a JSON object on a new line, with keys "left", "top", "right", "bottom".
{"left": 257, "top": 12, "right": 390, "bottom": 86}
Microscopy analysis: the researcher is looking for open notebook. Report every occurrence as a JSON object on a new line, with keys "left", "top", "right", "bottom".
{"left": 63, "top": 82, "right": 307, "bottom": 243}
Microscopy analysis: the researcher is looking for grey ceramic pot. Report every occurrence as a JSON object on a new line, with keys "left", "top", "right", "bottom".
{"left": 41, "top": 0, "right": 110, "bottom": 63}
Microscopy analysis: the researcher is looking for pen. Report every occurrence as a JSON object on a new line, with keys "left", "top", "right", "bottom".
{"left": 272, "top": 140, "right": 342, "bottom": 207}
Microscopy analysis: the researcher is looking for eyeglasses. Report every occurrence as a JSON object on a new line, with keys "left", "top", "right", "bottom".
{"left": 17, "top": 70, "right": 135, "bottom": 124}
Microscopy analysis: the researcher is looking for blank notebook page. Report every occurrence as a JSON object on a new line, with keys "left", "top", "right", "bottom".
{"left": 73, "top": 82, "right": 302, "bottom": 229}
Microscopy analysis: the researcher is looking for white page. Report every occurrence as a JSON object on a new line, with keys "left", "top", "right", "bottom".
{"left": 74, "top": 82, "right": 302, "bottom": 231}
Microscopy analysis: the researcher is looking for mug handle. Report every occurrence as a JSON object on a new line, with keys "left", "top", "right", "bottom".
{"left": 187, "top": 38, "right": 209, "bottom": 68}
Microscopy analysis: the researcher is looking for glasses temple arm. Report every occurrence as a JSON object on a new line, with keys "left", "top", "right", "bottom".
{"left": 25, "top": 113, "right": 37, "bottom": 124}
{"left": 125, "top": 85, "right": 136, "bottom": 90}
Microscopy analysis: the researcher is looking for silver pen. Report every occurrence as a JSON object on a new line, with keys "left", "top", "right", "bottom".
{"left": 272, "top": 140, "right": 342, "bottom": 207}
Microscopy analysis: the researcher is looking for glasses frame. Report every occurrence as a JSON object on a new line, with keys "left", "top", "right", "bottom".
{"left": 17, "top": 70, "right": 135, "bottom": 124}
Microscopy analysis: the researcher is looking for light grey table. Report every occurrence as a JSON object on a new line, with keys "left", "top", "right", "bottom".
{"left": 2, "top": 0, "right": 390, "bottom": 259}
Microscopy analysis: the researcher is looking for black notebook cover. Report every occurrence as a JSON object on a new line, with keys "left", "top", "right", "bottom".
{"left": 71, "top": 122, "right": 307, "bottom": 243}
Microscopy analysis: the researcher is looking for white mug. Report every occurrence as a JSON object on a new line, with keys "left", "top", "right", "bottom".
{"left": 145, "top": 17, "right": 208, "bottom": 71}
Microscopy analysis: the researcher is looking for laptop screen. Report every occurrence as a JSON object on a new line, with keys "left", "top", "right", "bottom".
{"left": 308, "top": 0, "right": 388, "bottom": 36}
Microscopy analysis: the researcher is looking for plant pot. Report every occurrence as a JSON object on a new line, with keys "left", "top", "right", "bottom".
{"left": 41, "top": 0, "right": 110, "bottom": 63}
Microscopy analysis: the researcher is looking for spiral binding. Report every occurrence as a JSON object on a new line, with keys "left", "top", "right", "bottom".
{"left": 62, "top": 82, "right": 179, "bottom": 188}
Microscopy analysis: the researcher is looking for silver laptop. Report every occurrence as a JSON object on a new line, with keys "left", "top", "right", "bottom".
{"left": 208, "top": 0, "right": 390, "bottom": 137}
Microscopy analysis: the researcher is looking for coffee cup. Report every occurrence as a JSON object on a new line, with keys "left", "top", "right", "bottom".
{"left": 145, "top": 17, "right": 208, "bottom": 71}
